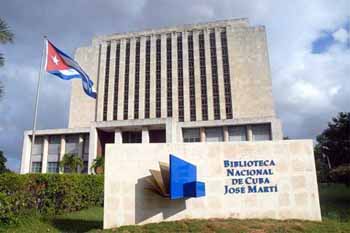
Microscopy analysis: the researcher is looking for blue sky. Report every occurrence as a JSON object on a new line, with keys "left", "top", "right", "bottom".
{"left": 0, "top": 0, "right": 349, "bottom": 172}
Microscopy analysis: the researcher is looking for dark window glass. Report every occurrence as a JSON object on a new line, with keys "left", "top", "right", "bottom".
{"left": 177, "top": 33, "right": 184, "bottom": 122}
{"left": 103, "top": 43, "right": 111, "bottom": 121}
{"left": 199, "top": 32, "right": 208, "bottom": 120}
{"left": 113, "top": 43, "right": 120, "bottom": 120}
{"left": 221, "top": 30, "right": 233, "bottom": 119}
{"left": 188, "top": 34, "right": 196, "bottom": 121}
{"left": 122, "top": 131, "right": 142, "bottom": 143}
{"left": 31, "top": 162, "right": 42, "bottom": 173}
{"left": 145, "top": 39, "right": 151, "bottom": 118}
{"left": 183, "top": 128, "right": 200, "bottom": 142}
{"left": 210, "top": 32, "right": 220, "bottom": 120}
{"left": 166, "top": 35, "right": 172, "bottom": 117}
{"left": 47, "top": 162, "right": 59, "bottom": 173}
{"left": 149, "top": 129, "right": 166, "bottom": 143}
{"left": 252, "top": 124, "right": 272, "bottom": 141}
{"left": 134, "top": 40, "right": 140, "bottom": 119}
{"left": 156, "top": 38, "right": 161, "bottom": 118}
{"left": 123, "top": 41, "right": 130, "bottom": 120}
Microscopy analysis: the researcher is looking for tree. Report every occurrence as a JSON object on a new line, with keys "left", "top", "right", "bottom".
{"left": 0, "top": 18, "right": 14, "bottom": 100}
{"left": 314, "top": 112, "right": 350, "bottom": 169}
{"left": 90, "top": 156, "right": 104, "bottom": 174}
{"left": 59, "top": 153, "right": 83, "bottom": 173}
{"left": 0, "top": 150, "right": 11, "bottom": 173}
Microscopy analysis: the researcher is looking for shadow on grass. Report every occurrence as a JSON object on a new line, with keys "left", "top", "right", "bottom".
{"left": 50, "top": 218, "right": 102, "bottom": 233}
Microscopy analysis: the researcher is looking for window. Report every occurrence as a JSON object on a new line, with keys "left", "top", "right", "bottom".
{"left": 31, "top": 136, "right": 43, "bottom": 155}
{"left": 188, "top": 33, "right": 196, "bottom": 121}
{"left": 252, "top": 124, "right": 271, "bottom": 141}
{"left": 156, "top": 38, "right": 161, "bottom": 118}
{"left": 113, "top": 43, "right": 121, "bottom": 120}
{"left": 149, "top": 129, "right": 166, "bottom": 143}
{"left": 31, "top": 162, "right": 42, "bottom": 173}
{"left": 228, "top": 126, "right": 247, "bottom": 141}
{"left": 206, "top": 127, "right": 224, "bottom": 142}
{"left": 122, "top": 131, "right": 142, "bottom": 143}
{"left": 83, "top": 135, "right": 89, "bottom": 161}
{"left": 48, "top": 135, "right": 60, "bottom": 155}
{"left": 199, "top": 32, "right": 208, "bottom": 120}
{"left": 81, "top": 161, "right": 89, "bottom": 174}
{"left": 47, "top": 162, "right": 59, "bottom": 173}
{"left": 65, "top": 135, "right": 79, "bottom": 154}
{"left": 209, "top": 31, "right": 220, "bottom": 120}
{"left": 221, "top": 30, "right": 233, "bottom": 119}
{"left": 123, "top": 41, "right": 130, "bottom": 120}
{"left": 145, "top": 39, "right": 151, "bottom": 118}
{"left": 183, "top": 128, "right": 200, "bottom": 142}
{"left": 103, "top": 43, "right": 111, "bottom": 121}
{"left": 177, "top": 33, "right": 184, "bottom": 122}
{"left": 166, "top": 35, "right": 172, "bottom": 117}
{"left": 134, "top": 39, "right": 140, "bottom": 119}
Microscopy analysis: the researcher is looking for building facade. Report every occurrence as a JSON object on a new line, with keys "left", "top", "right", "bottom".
{"left": 20, "top": 18, "right": 283, "bottom": 174}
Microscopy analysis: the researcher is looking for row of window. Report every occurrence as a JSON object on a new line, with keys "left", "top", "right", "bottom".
{"left": 182, "top": 124, "right": 271, "bottom": 142}
{"left": 31, "top": 161, "right": 89, "bottom": 174}
{"left": 102, "top": 29, "right": 233, "bottom": 122}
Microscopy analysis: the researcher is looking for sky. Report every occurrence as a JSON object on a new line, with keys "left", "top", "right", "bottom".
{"left": 0, "top": 0, "right": 349, "bottom": 172}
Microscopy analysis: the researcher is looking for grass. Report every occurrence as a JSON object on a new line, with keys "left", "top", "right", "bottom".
{"left": 1, "top": 184, "right": 350, "bottom": 233}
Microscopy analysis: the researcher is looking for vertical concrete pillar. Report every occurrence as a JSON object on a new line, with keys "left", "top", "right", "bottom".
{"left": 114, "top": 128, "right": 122, "bottom": 144}
{"left": 200, "top": 127, "right": 206, "bottom": 142}
{"left": 97, "top": 42, "right": 108, "bottom": 121}
{"left": 247, "top": 125, "right": 253, "bottom": 141}
{"left": 223, "top": 126, "right": 229, "bottom": 142}
{"left": 20, "top": 133, "right": 31, "bottom": 174}
{"left": 59, "top": 135, "right": 66, "bottom": 174}
{"left": 142, "top": 127, "right": 149, "bottom": 143}
{"left": 215, "top": 28, "right": 226, "bottom": 120}
{"left": 88, "top": 128, "right": 98, "bottom": 174}
{"left": 77, "top": 135, "right": 84, "bottom": 173}
{"left": 182, "top": 31, "right": 190, "bottom": 121}
{"left": 204, "top": 29, "right": 214, "bottom": 120}
{"left": 41, "top": 136, "right": 49, "bottom": 173}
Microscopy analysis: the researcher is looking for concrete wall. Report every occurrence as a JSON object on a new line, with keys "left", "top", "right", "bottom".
{"left": 104, "top": 140, "right": 321, "bottom": 228}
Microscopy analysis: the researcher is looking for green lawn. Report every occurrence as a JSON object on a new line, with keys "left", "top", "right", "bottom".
{"left": 1, "top": 184, "right": 350, "bottom": 233}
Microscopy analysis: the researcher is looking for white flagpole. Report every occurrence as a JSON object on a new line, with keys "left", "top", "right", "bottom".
{"left": 29, "top": 36, "right": 47, "bottom": 172}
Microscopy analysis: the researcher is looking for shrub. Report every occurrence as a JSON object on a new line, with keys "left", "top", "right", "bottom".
{"left": 0, "top": 173, "right": 103, "bottom": 225}
{"left": 329, "top": 164, "right": 350, "bottom": 186}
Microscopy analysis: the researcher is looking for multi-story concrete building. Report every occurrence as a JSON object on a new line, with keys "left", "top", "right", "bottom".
{"left": 20, "top": 18, "right": 283, "bottom": 174}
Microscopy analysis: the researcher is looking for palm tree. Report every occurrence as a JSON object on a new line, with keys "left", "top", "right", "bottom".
{"left": 59, "top": 153, "right": 83, "bottom": 173}
{"left": 90, "top": 156, "right": 104, "bottom": 174}
{"left": 0, "top": 18, "right": 14, "bottom": 100}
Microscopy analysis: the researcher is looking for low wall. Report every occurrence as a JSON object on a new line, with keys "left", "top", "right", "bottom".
{"left": 104, "top": 140, "right": 321, "bottom": 229}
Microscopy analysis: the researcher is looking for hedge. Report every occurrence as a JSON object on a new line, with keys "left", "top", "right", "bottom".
{"left": 0, "top": 173, "right": 104, "bottom": 224}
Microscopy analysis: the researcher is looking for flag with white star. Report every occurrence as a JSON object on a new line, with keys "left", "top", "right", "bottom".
{"left": 45, "top": 40, "right": 96, "bottom": 98}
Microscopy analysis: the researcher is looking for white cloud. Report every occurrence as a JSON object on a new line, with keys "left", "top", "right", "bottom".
{"left": 333, "top": 28, "right": 349, "bottom": 43}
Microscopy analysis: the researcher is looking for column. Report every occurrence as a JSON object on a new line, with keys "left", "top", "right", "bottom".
{"left": 139, "top": 37, "right": 146, "bottom": 119}
{"left": 215, "top": 28, "right": 226, "bottom": 119}
{"left": 193, "top": 30, "right": 202, "bottom": 121}
{"left": 182, "top": 31, "right": 190, "bottom": 121}
{"left": 247, "top": 125, "right": 253, "bottom": 141}
{"left": 200, "top": 128, "right": 206, "bottom": 142}
{"left": 117, "top": 39, "right": 126, "bottom": 120}
{"left": 114, "top": 128, "right": 122, "bottom": 144}
{"left": 107, "top": 41, "right": 117, "bottom": 121}
{"left": 142, "top": 127, "right": 149, "bottom": 143}
{"left": 223, "top": 126, "right": 229, "bottom": 142}
{"left": 171, "top": 32, "right": 178, "bottom": 121}
{"left": 59, "top": 135, "right": 66, "bottom": 174}
{"left": 41, "top": 136, "right": 48, "bottom": 173}
{"left": 128, "top": 38, "right": 136, "bottom": 119}
{"left": 20, "top": 133, "right": 31, "bottom": 174}
{"left": 96, "top": 42, "right": 108, "bottom": 121}
{"left": 204, "top": 29, "right": 214, "bottom": 120}
{"left": 77, "top": 135, "right": 84, "bottom": 173}
{"left": 160, "top": 33, "right": 167, "bottom": 118}
{"left": 88, "top": 128, "right": 98, "bottom": 174}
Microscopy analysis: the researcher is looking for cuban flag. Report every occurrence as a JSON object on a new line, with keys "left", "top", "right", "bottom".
{"left": 45, "top": 40, "right": 97, "bottom": 98}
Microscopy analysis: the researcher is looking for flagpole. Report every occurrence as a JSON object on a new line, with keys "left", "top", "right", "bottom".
{"left": 29, "top": 36, "right": 47, "bottom": 172}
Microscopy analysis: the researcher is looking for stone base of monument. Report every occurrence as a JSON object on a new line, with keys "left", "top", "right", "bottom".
{"left": 103, "top": 140, "right": 321, "bottom": 229}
